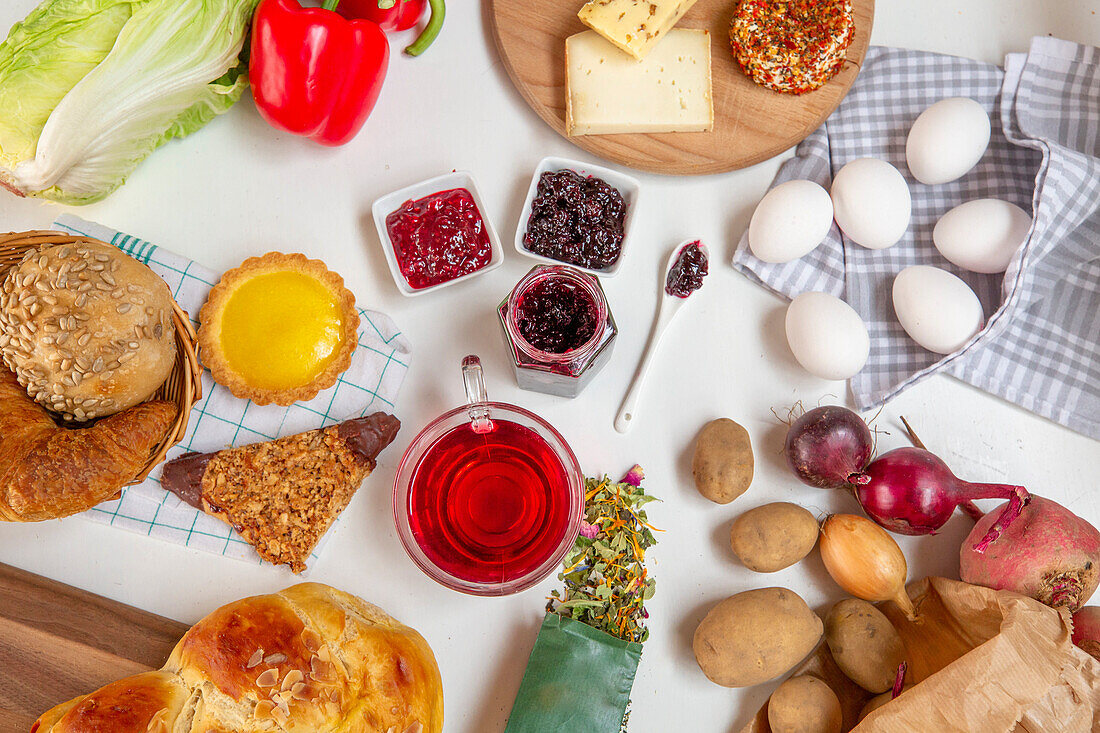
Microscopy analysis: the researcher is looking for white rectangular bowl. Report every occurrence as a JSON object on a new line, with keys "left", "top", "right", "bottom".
{"left": 372, "top": 171, "right": 504, "bottom": 297}
{"left": 513, "top": 156, "right": 641, "bottom": 278}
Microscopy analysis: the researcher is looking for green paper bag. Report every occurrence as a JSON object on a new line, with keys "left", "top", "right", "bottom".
{"left": 504, "top": 612, "right": 643, "bottom": 733}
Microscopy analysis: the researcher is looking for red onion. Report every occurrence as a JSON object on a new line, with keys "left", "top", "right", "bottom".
{"left": 785, "top": 406, "right": 874, "bottom": 489}
{"left": 851, "top": 447, "right": 1029, "bottom": 536}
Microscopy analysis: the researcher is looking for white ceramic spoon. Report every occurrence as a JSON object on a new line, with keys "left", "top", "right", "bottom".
{"left": 614, "top": 240, "right": 709, "bottom": 434}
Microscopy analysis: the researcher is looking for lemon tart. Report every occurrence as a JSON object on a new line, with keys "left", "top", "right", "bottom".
{"left": 198, "top": 253, "right": 359, "bottom": 406}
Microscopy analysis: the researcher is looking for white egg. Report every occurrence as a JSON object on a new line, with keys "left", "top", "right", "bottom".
{"left": 892, "top": 266, "right": 984, "bottom": 354}
{"left": 785, "top": 292, "right": 870, "bottom": 380}
{"left": 933, "top": 199, "right": 1032, "bottom": 274}
{"left": 906, "top": 98, "right": 991, "bottom": 185}
{"left": 830, "top": 158, "right": 912, "bottom": 250}
{"left": 748, "top": 180, "right": 834, "bottom": 263}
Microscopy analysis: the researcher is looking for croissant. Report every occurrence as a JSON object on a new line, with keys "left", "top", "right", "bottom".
{"left": 0, "top": 366, "right": 177, "bottom": 521}
{"left": 32, "top": 583, "right": 444, "bottom": 733}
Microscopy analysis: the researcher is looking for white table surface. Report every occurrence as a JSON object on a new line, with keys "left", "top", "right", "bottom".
{"left": 2, "top": 2, "right": 1099, "bottom": 730}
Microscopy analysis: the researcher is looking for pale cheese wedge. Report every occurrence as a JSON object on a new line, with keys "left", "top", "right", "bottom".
{"left": 565, "top": 29, "right": 714, "bottom": 136}
{"left": 578, "top": 0, "right": 699, "bottom": 61}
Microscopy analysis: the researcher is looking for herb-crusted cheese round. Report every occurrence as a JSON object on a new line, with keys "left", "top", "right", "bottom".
{"left": 729, "top": 0, "right": 855, "bottom": 95}
{"left": 0, "top": 241, "right": 176, "bottom": 421}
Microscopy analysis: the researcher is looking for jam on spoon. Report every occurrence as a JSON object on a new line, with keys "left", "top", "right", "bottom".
{"left": 665, "top": 240, "right": 709, "bottom": 297}
{"left": 615, "top": 240, "right": 709, "bottom": 434}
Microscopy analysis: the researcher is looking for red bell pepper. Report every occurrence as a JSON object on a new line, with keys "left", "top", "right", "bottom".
{"left": 337, "top": 0, "right": 445, "bottom": 56}
{"left": 339, "top": 0, "right": 423, "bottom": 32}
{"left": 249, "top": 0, "right": 389, "bottom": 146}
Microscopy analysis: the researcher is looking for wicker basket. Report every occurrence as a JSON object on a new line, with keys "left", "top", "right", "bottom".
{"left": 0, "top": 230, "right": 202, "bottom": 483}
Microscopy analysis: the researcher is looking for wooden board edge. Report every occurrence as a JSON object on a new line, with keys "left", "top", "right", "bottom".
{"left": 489, "top": 0, "right": 877, "bottom": 176}
{"left": 0, "top": 563, "right": 188, "bottom": 663}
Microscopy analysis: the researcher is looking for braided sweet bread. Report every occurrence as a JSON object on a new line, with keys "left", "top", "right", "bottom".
{"left": 32, "top": 583, "right": 444, "bottom": 733}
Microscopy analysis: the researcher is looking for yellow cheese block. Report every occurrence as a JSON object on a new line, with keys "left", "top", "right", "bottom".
{"left": 565, "top": 29, "right": 714, "bottom": 136}
{"left": 578, "top": 0, "right": 699, "bottom": 60}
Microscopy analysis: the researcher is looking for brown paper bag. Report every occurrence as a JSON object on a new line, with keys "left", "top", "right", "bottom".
{"left": 740, "top": 578, "right": 1100, "bottom": 733}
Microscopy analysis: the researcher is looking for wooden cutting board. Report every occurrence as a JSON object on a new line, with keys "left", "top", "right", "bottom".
{"left": 0, "top": 563, "right": 188, "bottom": 731}
{"left": 490, "top": 0, "right": 874, "bottom": 175}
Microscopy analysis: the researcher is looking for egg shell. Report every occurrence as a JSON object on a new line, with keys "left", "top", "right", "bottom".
{"left": 906, "top": 98, "right": 991, "bottom": 185}
{"left": 830, "top": 158, "right": 912, "bottom": 250}
{"left": 785, "top": 292, "right": 870, "bottom": 380}
{"left": 933, "top": 199, "right": 1032, "bottom": 274}
{"left": 892, "top": 265, "right": 984, "bottom": 355}
{"left": 748, "top": 180, "right": 834, "bottom": 264}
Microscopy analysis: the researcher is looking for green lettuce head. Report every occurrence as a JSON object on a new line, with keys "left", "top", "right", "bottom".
{"left": 0, "top": 0, "right": 257, "bottom": 205}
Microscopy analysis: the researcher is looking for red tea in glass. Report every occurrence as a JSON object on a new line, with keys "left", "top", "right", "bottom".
{"left": 393, "top": 356, "right": 583, "bottom": 595}
{"left": 406, "top": 419, "right": 572, "bottom": 584}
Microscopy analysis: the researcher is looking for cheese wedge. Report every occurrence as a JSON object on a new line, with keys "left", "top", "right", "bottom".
{"left": 578, "top": 0, "right": 699, "bottom": 60}
{"left": 565, "top": 29, "right": 714, "bottom": 136}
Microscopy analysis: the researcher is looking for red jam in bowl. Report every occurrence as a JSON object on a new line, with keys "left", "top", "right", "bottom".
{"left": 385, "top": 188, "right": 493, "bottom": 289}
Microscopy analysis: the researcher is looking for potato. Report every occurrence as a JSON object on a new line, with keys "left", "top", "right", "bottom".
{"left": 693, "top": 587, "right": 823, "bottom": 687}
{"left": 824, "top": 598, "right": 906, "bottom": 693}
{"left": 768, "top": 675, "right": 843, "bottom": 733}
{"left": 692, "top": 418, "right": 753, "bottom": 504}
{"left": 730, "top": 502, "right": 819, "bottom": 572}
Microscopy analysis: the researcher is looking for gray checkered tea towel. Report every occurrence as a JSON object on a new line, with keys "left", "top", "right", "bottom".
{"left": 732, "top": 38, "right": 1100, "bottom": 440}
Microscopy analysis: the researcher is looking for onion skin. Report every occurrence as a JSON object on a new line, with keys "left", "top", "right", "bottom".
{"left": 819, "top": 514, "right": 917, "bottom": 620}
{"left": 1071, "top": 607, "right": 1100, "bottom": 661}
{"left": 960, "top": 496, "right": 1100, "bottom": 612}
{"left": 785, "top": 406, "right": 874, "bottom": 489}
{"left": 852, "top": 447, "right": 1030, "bottom": 537}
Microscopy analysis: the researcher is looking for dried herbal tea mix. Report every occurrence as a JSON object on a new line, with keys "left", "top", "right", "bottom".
{"left": 548, "top": 464, "right": 659, "bottom": 643}
{"left": 506, "top": 465, "right": 659, "bottom": 733}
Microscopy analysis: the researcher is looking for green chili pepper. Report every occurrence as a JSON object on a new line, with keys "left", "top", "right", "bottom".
{"left": 405, "top": 0, "right": 445, "bottom": 56}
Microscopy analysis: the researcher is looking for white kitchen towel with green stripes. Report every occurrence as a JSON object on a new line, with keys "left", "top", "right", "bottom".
{"left": 53, "top": 215, "right": 412, "bottom": 570}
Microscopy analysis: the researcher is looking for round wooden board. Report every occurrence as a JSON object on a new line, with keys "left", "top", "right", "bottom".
{"left": 489, "top": 0, "right": 875, "bottom": 175}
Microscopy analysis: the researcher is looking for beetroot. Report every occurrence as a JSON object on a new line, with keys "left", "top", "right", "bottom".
{"left": 1071, "top": 607, "right": 1100, "bottom": 661}
{"left": 960, "top": 496, "right": 1100, "bottom": 612}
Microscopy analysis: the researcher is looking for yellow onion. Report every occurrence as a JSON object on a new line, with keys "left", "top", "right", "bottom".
{"left": 819, "top": 514, "right": 917, "bottom": 620}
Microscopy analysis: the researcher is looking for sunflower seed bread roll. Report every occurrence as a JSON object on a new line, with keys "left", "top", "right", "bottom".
{"left": 0, "top": 239, "right": 176, "bottom": 421}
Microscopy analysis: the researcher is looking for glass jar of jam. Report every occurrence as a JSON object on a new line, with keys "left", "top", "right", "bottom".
{"left": 498, "top": 265, "right": 617, "bottom": 398}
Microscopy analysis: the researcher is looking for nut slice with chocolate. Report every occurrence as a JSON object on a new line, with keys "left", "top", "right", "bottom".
{"left": 161, "top": 414, "right": 400, "bottom": 572}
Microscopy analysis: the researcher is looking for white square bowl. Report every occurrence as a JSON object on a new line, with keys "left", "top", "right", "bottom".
{"left": 513, "top": 156, "right": 641, "bottom": 278}
{"left": 372, "top": 171, "right": 504, "bottom": 297}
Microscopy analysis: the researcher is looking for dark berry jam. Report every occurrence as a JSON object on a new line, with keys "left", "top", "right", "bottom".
{"left": 665, "top": 241, "right": 708, "bottom": 298}
{"left": 514, "top": 278, "right": 599, "bottom": 354}
{"left": 386, "top": 188, "right": 493, "bottom": 289}
{"left": 522, "top": 170, "right": 626, "bottom": 270}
